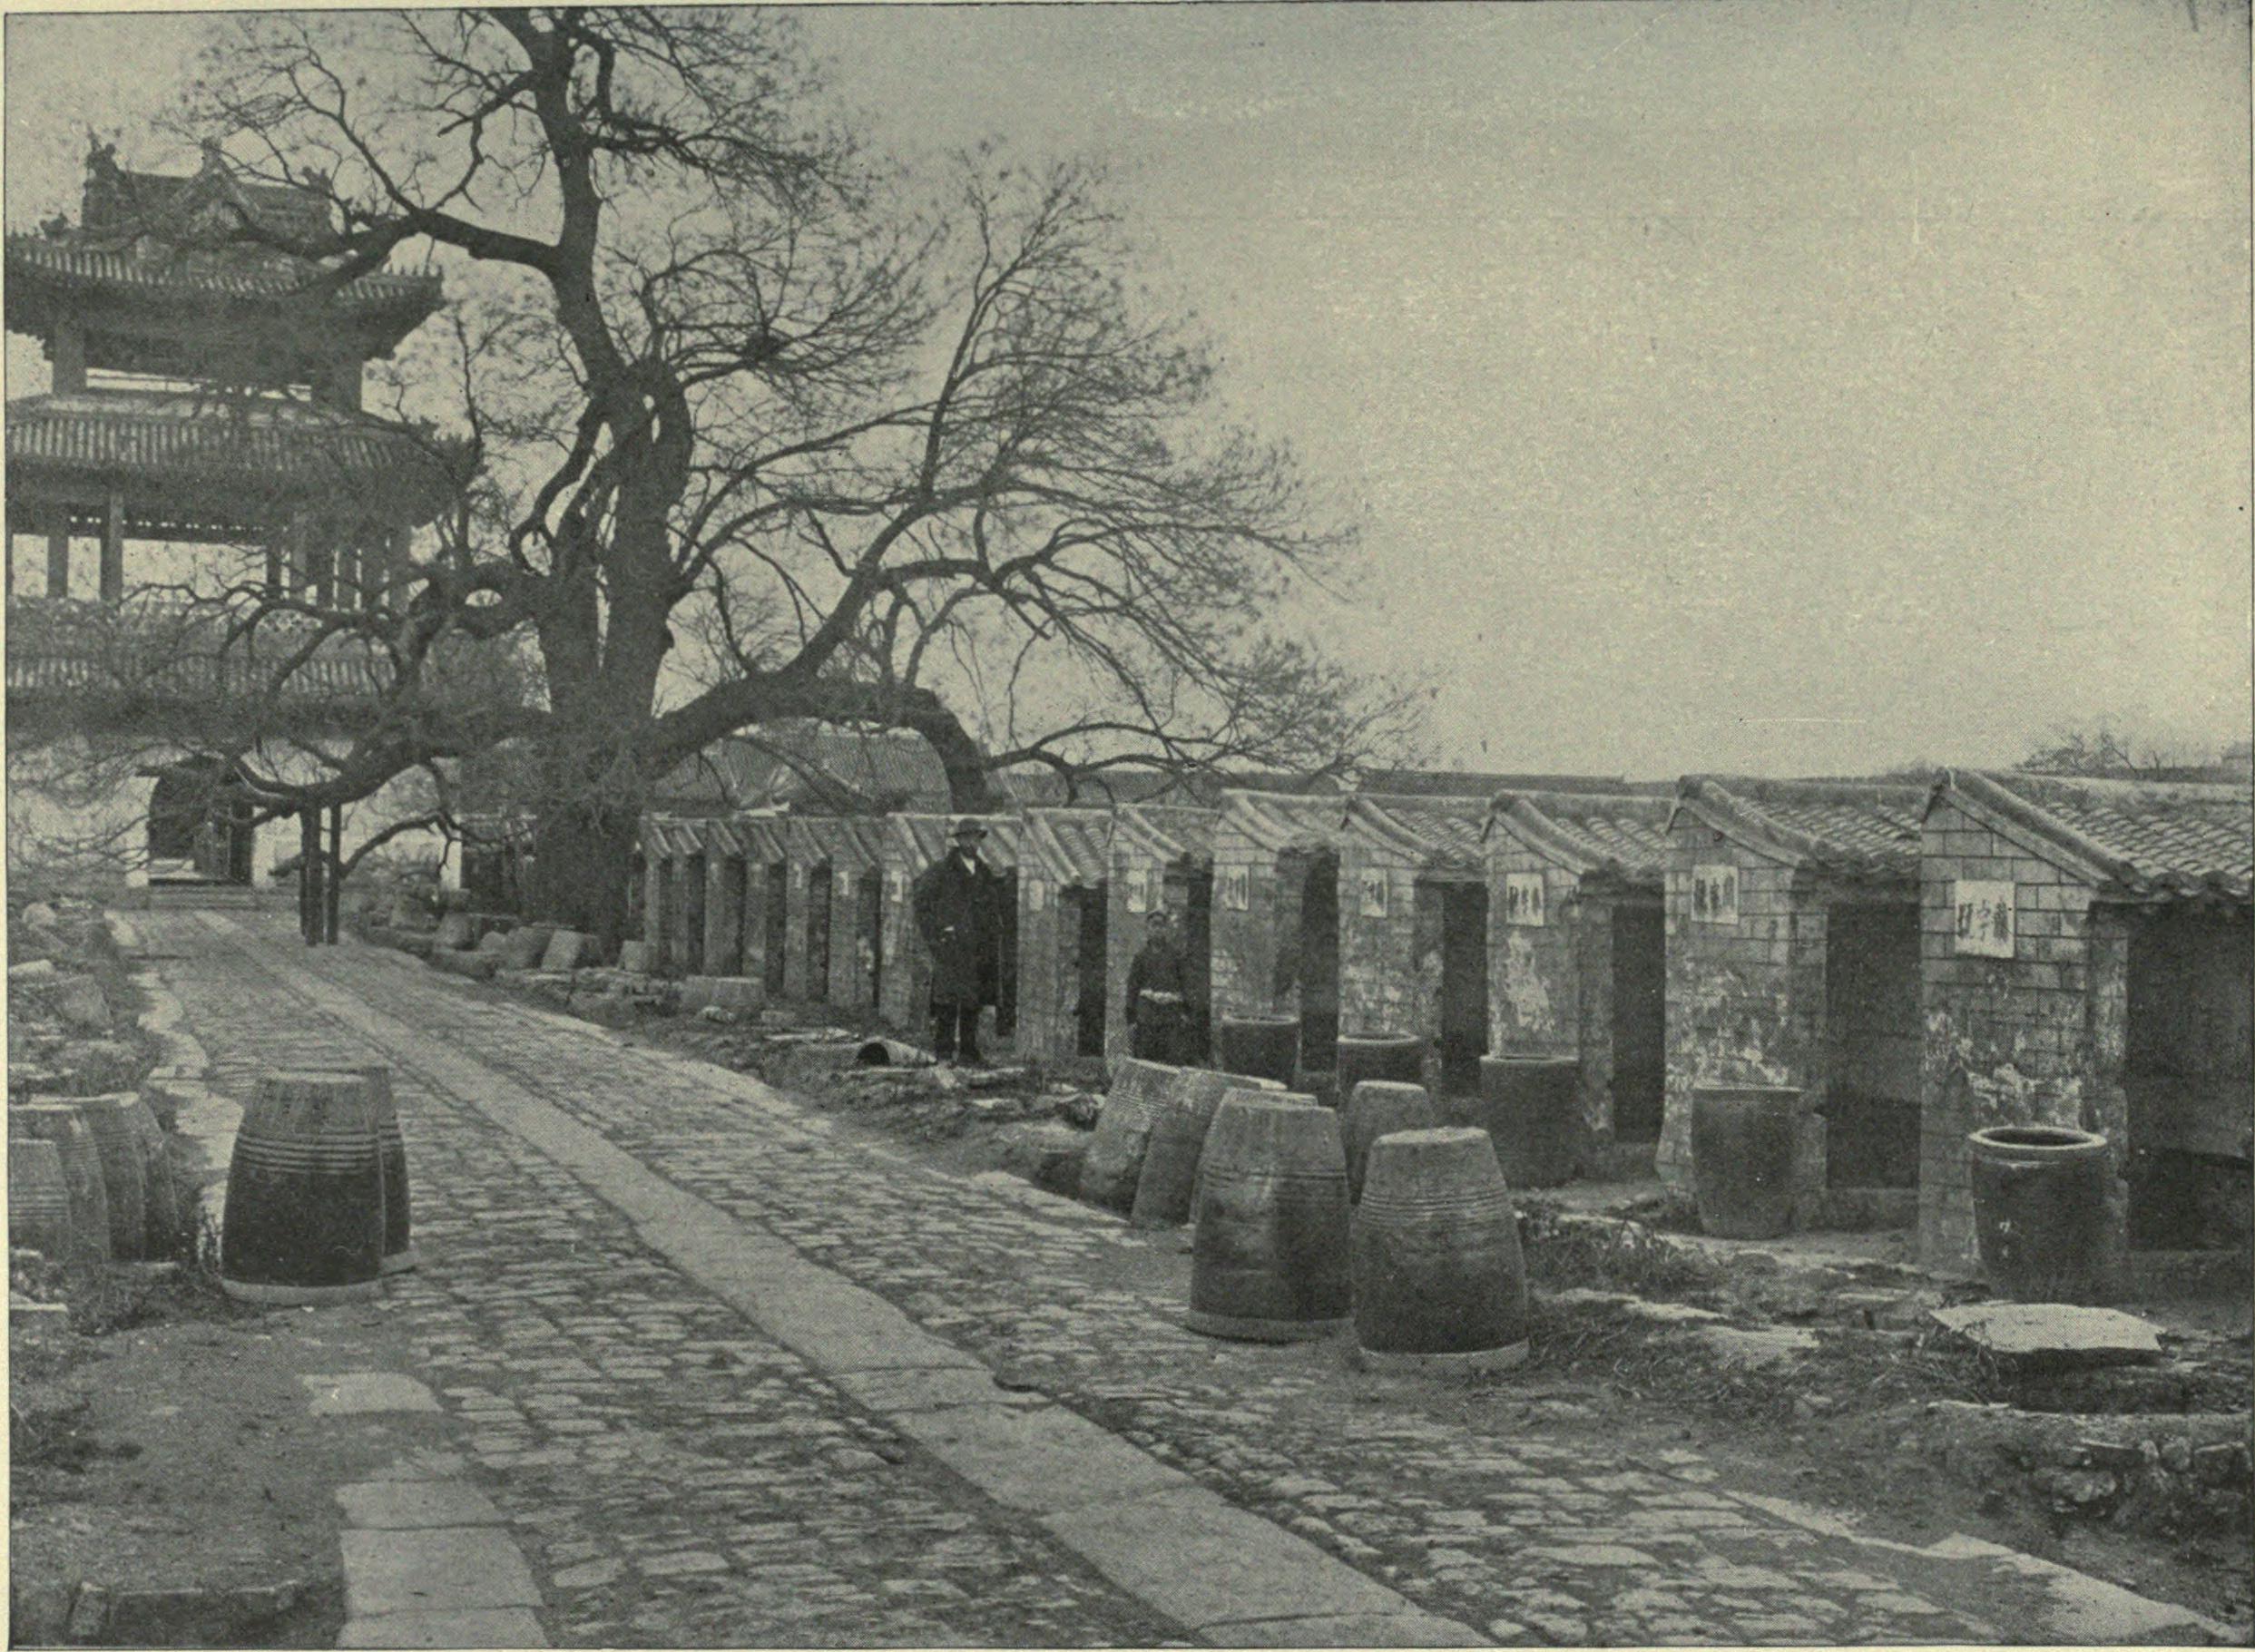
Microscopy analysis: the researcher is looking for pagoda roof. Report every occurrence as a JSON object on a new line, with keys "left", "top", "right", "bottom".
{"left": 6, "top": 142, "right": 440, "bottom": 357}
{"left": 6, "top": 390, "right": 466, "bottom": 527}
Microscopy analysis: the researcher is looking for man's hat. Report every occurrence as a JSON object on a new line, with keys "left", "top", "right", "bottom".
{"left": 949, "top": 817, "right": 988, "bottom": 841}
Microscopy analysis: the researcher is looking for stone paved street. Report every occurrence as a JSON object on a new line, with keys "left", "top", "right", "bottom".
{"left": 152, "top": 912, "right": 2224, "bottom": 1647}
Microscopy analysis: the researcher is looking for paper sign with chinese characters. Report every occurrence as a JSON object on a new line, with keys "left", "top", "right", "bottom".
{"left": 1691, "top": 864, "right": 1740, "bottom": 926}
{"left": 888, "top": 870, "right": 906, "bottom": 904}
{"left": 1025, "top": 876, "right": 1048, "bottom": 913}
{"left": 1219, "top": 865, "right": 1250, "bottom": 911}
{"left": 1953, "top": 879, "right": 2015, "bottom": 957}
{"left": 1358, "top": 870, "right": 1387, "bottom": 918}
{"left": 1125, "top": 869, "right": 1152, "bottom": 914}
{"left": 1503, "top": 872, "right": 1545, "bottom": 927}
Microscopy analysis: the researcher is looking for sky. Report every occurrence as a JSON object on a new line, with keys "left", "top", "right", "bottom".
{"left": 6, "top": 1, "right": 2250, "bottom": 779}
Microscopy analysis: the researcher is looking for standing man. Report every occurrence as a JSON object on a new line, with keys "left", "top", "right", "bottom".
{"left": 1124, "top": 907, "right": 1190, "bottom": 1064}
{"left": 912, "top": 818, "right": 1002, "bottom": 1065}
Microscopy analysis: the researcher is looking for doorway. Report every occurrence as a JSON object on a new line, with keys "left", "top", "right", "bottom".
{"left": 2124, "top": 907, "right": 2253, "bottom": 1250}
{"left": 1434, "top": 878, "right": 1490, "bottom": 1096}
{"left": 717, "top": 855, "right": 748, "bottom": 975}
{"left": 682, "top": 851, "right": 708, "bottom": 973}
{"left": 995, "top": 869, "right": 1021, "bottom": 1038}
{"left": 1293, "top": 850, "right": 1341, "bottom": 1071}
{"left": 859, "top": 872, "right": 885, "bottom": 1009}
{"left": 1821, "top": 903, "right": 1922, "bottom": 1191}
{"left": 807, "top": 864, "right": 833, "bottom": 1000}
{"left": 763, "top": 861, "right": 789, "bottom": 996}
{"left": 655, "top": 858, "right": 679, "bottom": 973}
{"left": 1067, "top": 882, "right": 1110, "bottom": 1058}
{"left": 1611, "top": 902, "right": 1666, "bottom": 1140}
{"left": 147, "top": 759, "right": 255, "bottom": 884}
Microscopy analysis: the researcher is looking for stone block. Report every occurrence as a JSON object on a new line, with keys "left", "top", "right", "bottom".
{"left": 680, "top": 975, "right": 761, "bottom": 1013}
{"left": 501, "top": 924, "right": 554, "bottom": 971}
{"left": 432, "top": 914, "right": 476, "bottom": 951}
{"left": 617, "top": 941, "right": 652, "bottom": 974}
{"left": 1929, "top": 1303, "right": 2163, "bottom": 1368}
{"left": 540, "top": 930, "right": 590, "bottom": 972}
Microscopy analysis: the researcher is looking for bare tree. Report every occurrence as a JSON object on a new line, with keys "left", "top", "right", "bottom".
{"left": 153, "top": 7, "right": 1417, "bottom": 943}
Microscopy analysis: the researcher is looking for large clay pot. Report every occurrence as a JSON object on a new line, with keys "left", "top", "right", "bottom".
{"left": 9, "top": 1140, "right": 74, "bottom": 1256}
{"left": 1080, "top": 1059, "right": 1179, "bottom": 1212}
{"left": 1352, "top": 1127, "right": 1529, "bottom": 1372}
{"left": 1970, "top": 1124, "right": 2112, "bottom": 1304}
{"left": 1341, "top": 1080, "right": 1439, "bottom": 1203}
{"left": 1187, "top": 1093, "right": 1350, "bottom": 1342}
{"left": 1335, "top": 1032, "right": 1426, "bottom": 1098}
{"left": 72, "top": 1094, "right": 152, "bottom": 1260}
{"left": 128, "top": 1101, "right": 184, "bottom": 1260}
{"left": 1132, "top": 1071, "right": 1279, "bottom": 1229}
{"left": 1473, "top": 1056, "right": 1583, "bottom": 1188}
{"left": 11, "top": 1103, "right": 113, "bottom": 1262}
{"left": 221, "top": 1071, "right": 386, "bottom": 1305}
{"left": 1213, "top": 1015, "right": 1300, "bottom": 1087}
{"left": 1691, "top": 1084, "right": 1801, "bottom": 1239}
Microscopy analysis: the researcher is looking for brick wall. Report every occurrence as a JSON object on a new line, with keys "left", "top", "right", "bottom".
{"left": 1659, "top": 820, "right": 1829, "bottom": 1225}
{"left": 1017, "top": 871, "right": 1065, "bottom": 1061}
{"left": 1485, "top": 843, "right": 1610, "bottom": 1139}
{"left": 824, "top": 867, "right": 877, "bottom": 1012}
{"left": 1917, "top": 795, "right": 2122, "bottom": 1277}
{"left": 1336, "top": 840, "right": 1424, "bottom": 1038}
{"left": 782, "top": 855, "right": 814, "bottom": 1001}
{"left": 1206, "top": 819, "right": 1285, "bottom": 1023}
{"left": 877, "top": 848, "right": 931, "bottom": 1030}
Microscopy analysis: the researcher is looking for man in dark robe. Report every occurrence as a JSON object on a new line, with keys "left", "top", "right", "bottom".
{"left": 912, "top": 818, "right": 1002, "bottom": 1064}
{"left": 1124, "top": 908, "right": 1191, "bottom": 1064}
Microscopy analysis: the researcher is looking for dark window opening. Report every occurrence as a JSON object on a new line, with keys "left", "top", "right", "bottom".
{"left": 1435, "top": 878, "right": 1490, "bottom": 1096}
{"left": 1822, "top": 903, "right": 1922, "bottom": 1189}
{"left": 1611, "top": 901, "right": 1666, "bottom": 1140}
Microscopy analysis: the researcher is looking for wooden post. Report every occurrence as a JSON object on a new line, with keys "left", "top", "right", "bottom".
{"left": 99, "top": 491, "right": 124, "bottom": 605}
{"left": 326, "top": 806, "right": 343, "bottom": 944}
{"left": 300, "top": 811, "right": 321, "bottom": 945}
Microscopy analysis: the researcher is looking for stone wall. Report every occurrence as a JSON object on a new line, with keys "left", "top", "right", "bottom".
{"left": 1917, "top": 793, "right": 2123, "bottom": 1276}
{"left": 1335, "top": 838, "right": 1423, "bottom": 1039}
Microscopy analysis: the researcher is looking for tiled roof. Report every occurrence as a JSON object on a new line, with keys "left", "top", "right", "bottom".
{"left": 1939, "top": 770, "right": 2253, "bottom": 903}
{"left": 1219, "top": 790, "right": 1342, "bottom": 856}
{"left": 6, "top": 232, "right": 441, "bottom": 316}
{"left": 1486, "top": 790, "right": 1674, "bottom": 884}
{"left": 993, "top": 766, "right": 1213, "bottom": 807}
{"left": 657, "top": 723, "right": 952, "bottom": 814}
{"left": 1358, "top": 767, "right": 1643, "bottom": 798}
{"left": 6, "top": 390, "right": 463, "bottom": 513}
{"left": 1672, "top": 777, "right": 1925, "bottom": 881}
{"left": 884, "top": 814, "right": 1024, "bottom": 873}
{"left": 1022, "top": 808, "right": 1113, "bottom": 887}
{"left": 1111, "top": 805, "right": 1218, "bottom": 867}
{"left": 1343, "top": 795, "right": 1485, "bottom": 875}
{"left": 787, "top": 814, "right": 886, "bottom": 873}
{"left": 732, "top": 812, "right": 790, "bottom": 863}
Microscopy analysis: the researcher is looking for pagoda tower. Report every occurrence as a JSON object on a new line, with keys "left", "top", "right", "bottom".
{"left": 5, "top": 140, "right": 465, "bottom": 896}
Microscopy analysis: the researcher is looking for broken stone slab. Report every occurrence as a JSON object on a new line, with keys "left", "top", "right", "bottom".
{"left": 432, "top": 914, "right": 476, "bottom": 951}
{"left": 52, "top": 976, "right": 113, "bottom": 1032}
{"left": 499, "top": 924, "right": 554, "bottom": 971}
{"left": 429, "top": 951, "right": 502, "bottom": 982}
{"left": 1929, "top": 1304, "right": 2164, "bottom": 1369}
{"left": 1546, "top": 1288, "right": 1726, "bottom": 1325}
{"left": 681, "top": 975, "right": 761, "bottom": 1014}
{"left": 539, "top": 929, "right": 590, "bottom": 972}
{"left": 616, "top": 940, "right": 652, "bottom": 973}
{"left": 9, "top": 959, "right": 57, "bottom": 983}
{"left": 1696, "top": 1325, "right": 1819, "bottom": 1369}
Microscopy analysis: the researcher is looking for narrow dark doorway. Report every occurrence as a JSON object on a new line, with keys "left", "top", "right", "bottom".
{"left": 1436, "top": 879, "right": 1490, "bottom": 1095}
{"left": 1181, "top": 865, "right": 1217, "bottom": 1054}
{"left": 2124, "top": 908, "right": 2253, "bottom": 1250}
{"left": 763, "top": 861, "right": 789, "bottom": 996}
{"left": 148, "top": 760, "right": 255, "bottom": 884}
{"left": 807, "top": 864, "right": 834, "bottom": 1001}
{"left": 1069, "top": 882, "right": 1110, "bottom": 1058}
{"left": 1299, "top": 851, "right": 1341, "bottom": 1070}
{"left": 655, "top": 858, "right": 680, "bottom": 974}
{"left": 1822, "top": 904, "right": 1922, "bottom": 1190}
{"left": 1611, "top": 902, "right": 1666, "bottom": 1141}
{"left": 861, "top": 872, "right": 885, "bottom": 1009}
{"left": 683, "top": 852, "right": 708, "bottom": 973}
{"left": 995, "top": 869, "right": 1021, "bottom": 1038}
{"left": 717, "top": 855, "right": 748, "bottom": 975}
{"left": 627, "top": 851, "right": 646, "bottom": 937}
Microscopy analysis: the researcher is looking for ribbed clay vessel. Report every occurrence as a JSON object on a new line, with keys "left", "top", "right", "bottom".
{"left": 1341, "top": 1080, "right": 1439, "bottom": 1203}
{"left": 1080, "top": 1059, "right": 1179, "bottom": 1212}
{"left": 1187, "top": 1093, "right": 1350, "bottom": 1342}
{"left": 1132, "top": 1071, "right": 1280, "bottom": 1229}
{"left": 9, "top": 1140, "right": 74, "bottom": 1257}
{"left": 222, "top": 1070, "right": 386, "bottom": 1305}
{"left": 1351, "top": 1126, "right": 1528, "bottom": 1372}
{"left": 11, "top": 1103, "right": 113, "bottom": 1262}
{"left": 71, "top": 1094, "right": 152, "bottom": 1260}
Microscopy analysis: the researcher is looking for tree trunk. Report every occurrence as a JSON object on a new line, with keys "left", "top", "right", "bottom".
{"left": 529, "top": 800, "right": 641, "bottom": 952}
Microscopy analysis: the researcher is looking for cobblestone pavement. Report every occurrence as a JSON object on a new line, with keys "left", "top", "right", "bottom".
{"left": 153, "top": 914, "right": 2222, "bottom": 1647}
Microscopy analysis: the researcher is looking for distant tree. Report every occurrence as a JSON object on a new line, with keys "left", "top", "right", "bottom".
{"left": 152, "top": 7, "right": 1419, "bottom": 945}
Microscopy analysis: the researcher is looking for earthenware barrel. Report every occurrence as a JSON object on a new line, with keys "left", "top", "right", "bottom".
{"left": 73, "top": 1094, "right": 152, "bottom": 1260}
{"left": 299, "top": 1063, "right": 416, "bottom": 1275}
{"left": 1473, "top": 1056, "right": 1583, "bottom": 1188}
{"left": 1335, "top": 1032, "right": 1426, "bottom": 1099}
{"left": 1080, "top": 1059, "right": 1180, "bottom": 1213}
{"left": 1187, "top": 1093, "right": 1350, "bottom": 1342}
{"left": 1352, "top": 1127, "right": 1529, "bottom": 1372}
{"left": 1690, "top": 1084, "right": 1800, "bottom": 1239}
{"left": 9, "top": 1104, "right": 112, "bottom": 1261}
{"left": 1969, "top": 1124, "right": 2112, "bottom": 1304}
{"left": 1132, "top": 1072, "right": 1279, "bottom": 1229}
{"left": 221, "top": 1071, "right": 385, "bottom": 1305}
{"left": 1341, "top": 1080, "right": 1439, "bottom": 1203}
{"left": 1213, "top": 1015, "right": 1299, "bottom": 1088}
{"left": 9, "top": 1140, "right": 74, "bottom": 1256}
{"left": 129, "top": 1100, "right": 184, "bottom": 1261}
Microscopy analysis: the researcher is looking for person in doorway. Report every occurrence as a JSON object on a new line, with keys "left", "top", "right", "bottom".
{"left": 1124, "top": 907, "right": 1191, "bottom": 1064}
{"left": 912, "top": 818, "right": 1002, "bottom": 1065}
